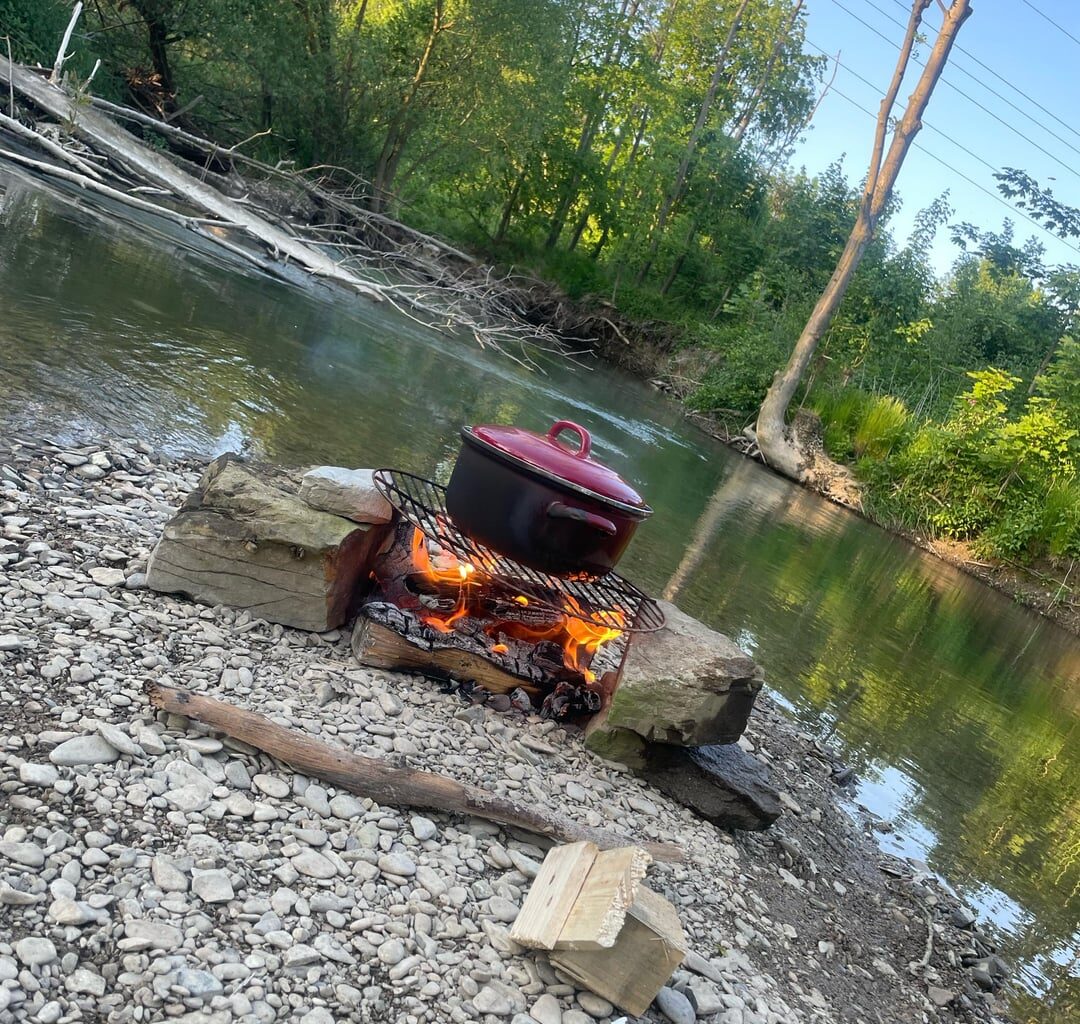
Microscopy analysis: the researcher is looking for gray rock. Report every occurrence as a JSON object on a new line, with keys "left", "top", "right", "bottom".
{"left": 411, "top": 815, "right": 437, "bottom": 841}
{"left": 642, "top": 743, "right": 782, "bottom": 831}
{"left": 15, "top": 937, "right": 57, "bottom": 967}
{"left": 36, "top": 1000, "right": 62, "bottom": 1023}
{"left": 89, "top": 566, "right": 125, "bottom": 586}
{"left": 686, "top": 977, "right": 724, "bottom": 1016}
{"left": 0, "top": 885, "right": 42, "bottom": 905}
{"left": 163, "top": 784, "right": 211, "bottom": 813}
{"left": 0, "top": 633, "right": 32, "bottom": 650}
{"left": 67, "top": 968, "right": 106, "bottom": 996}
{"left": 146, "top": 454, "right": 386, "bottom": 631}
{"left": 928, "top": 986, "right": 955, "bottom": 1007}
{"left": 47, "top": 897, "right": 102, "bottom": 925}
{"left": 192, "top": 869, "right": 234, "bottom": 903}
{"left": 474, "top": 980, "right": 525, "bottom": 1016}
{"left": 300, "top": 1009, "right": 336, "bottom": 1024}
{"left": 415, "top": 864, "right": 447, "bottom": 897}
{"left": 530, "top": 993, "right": 563, "bottom": 1024}
{"left": 18, "top": 763, "right": 59, "bottom": 787}
{"left": 96, "top": 722, "right": 144, "bottom": 757}
{"left": 291, "top": 850, "right": 337, "bottom": 879}
{"left": 253, "top": 773, "right": 290, "bottom": 798}
{"left": 0, "top": 840, "right": 45, "bottom": 868}
{"left": 49, "top": 734, "right": 120, "bottom": 766}
{"left": 378, "top": 852, "right": 416, "bottom": 877}
{"left": 377, "top": 939, "right": 406, "bottom": 966}
{"left": 655, "top": 986, "right": 696, "bottom": 1024}
{"left": 329, "top": 794, "right": 364, "bottom": 819}
{"left": 298, "top": 466, "right": 393, "bottom": 524}
{"left": 121, "top": 919, "right": 183, "bottom": 951}
{"left": 488, "top": 895, "right": 519, "bottom": 923}
{"left": 575, "top": 992, "right": 614, "bottom": 1018}
{"left": 587, "top": 600, "right": 762, "bottom": 749}
{"left": 169, "top": 967, "right": 223, "bottom": 1002}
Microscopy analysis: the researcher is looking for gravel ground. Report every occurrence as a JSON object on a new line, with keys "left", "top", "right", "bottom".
{"left": 0, "top": 434, "right": 1016, "bottom": 1024}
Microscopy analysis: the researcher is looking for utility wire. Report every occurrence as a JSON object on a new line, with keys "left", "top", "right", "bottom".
{"left": 879, "top": 0, "right": 1080, "bottom": 148}
{"left": 829, "top": 0, "right": 1080, "bottom": 185}
{"left": 824, "top": 82, "right": 1080, "bottom": 260}
{"left": 805, "top": 40, "right": 1001, "bottom": 177}
{"left": 1020, "top": 0, "right": 1080, "bottom": 51}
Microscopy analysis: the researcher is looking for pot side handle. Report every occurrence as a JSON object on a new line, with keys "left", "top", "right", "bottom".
{"left": 547, "top": 420, "right": 592, "bottom": 458}
{"left": 546, "top": 501, "right": 617, "bottom": 536}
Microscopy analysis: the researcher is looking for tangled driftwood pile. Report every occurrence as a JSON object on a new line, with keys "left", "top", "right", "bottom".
{"left": 0, "top": 14, "right": 667, "bottom": 371}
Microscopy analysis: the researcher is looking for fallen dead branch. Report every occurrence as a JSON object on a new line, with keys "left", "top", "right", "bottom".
{"left": 145, "top": 680, "right": 685, "bottom": 863}
{"left": 0, "top": 54, "right": 669, "bottom": 370}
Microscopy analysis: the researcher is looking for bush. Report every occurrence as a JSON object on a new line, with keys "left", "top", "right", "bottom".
{"left": 859, "top": 370, "right": 1080, "bottom": 560}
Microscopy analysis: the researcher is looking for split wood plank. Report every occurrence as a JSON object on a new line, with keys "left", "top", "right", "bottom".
{"left": 352, "top": 618, "right": 539, "bottom": 695}
{"left": 554, "top": 844, "right": 651, "bottom": 950}
{"left": 509, "top": 841, "right": 598, "bottom": 950}
{"left": 145, "top": 682, "right": 684, "bottom": 862}
{"left": 550, "top": 884, "right": 688, "bottom": 1017}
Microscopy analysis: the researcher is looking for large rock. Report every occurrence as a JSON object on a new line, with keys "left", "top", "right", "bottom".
{"left": 299, "top": 467, "right": 393, "bottom": 524}
{"left": 642, "top": 743, "right": 781, "bottom": 831}
{"left": 587, "top": 600, "right": 761, "bottom": 752}
{"left": 147, "top": 455, "right": 388, "bottom": 631}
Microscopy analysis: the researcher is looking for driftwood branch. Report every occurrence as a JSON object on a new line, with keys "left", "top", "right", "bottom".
{"left": 51, "top": 1, "right": 83, "bottom": 85}
{"left": 145, "top": 681, "right": 684, "bottom": 863}
{"left": 0, "top": 110, "right": 103, "bottom": 180}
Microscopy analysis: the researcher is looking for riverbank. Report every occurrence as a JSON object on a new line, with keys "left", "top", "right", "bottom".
{"left": 0, "top": 434, "right": 1019, "bottom": 1024}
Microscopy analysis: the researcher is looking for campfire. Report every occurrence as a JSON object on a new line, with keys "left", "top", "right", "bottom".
{"left": 358, "top": 521, "right": 630, "bottom": 718}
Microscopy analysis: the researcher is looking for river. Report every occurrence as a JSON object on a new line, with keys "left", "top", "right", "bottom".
{"left": 1, "top": 163, "right": 1077, "bottom": 1021}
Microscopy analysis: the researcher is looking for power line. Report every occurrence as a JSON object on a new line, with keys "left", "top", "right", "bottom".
{"left": 805, "top": 40, "right": 1001, "bottom": 175}
{"left": 878, "top": 0, "right": 1080, "bottom": 148}
{"left": 828, "top": 0, "right": 1080, "bottom": 186}
{"left": 1021, "top": 0, "right": 1080, "bottom": 50}
{"left": 824, "top": 81, "right": 1080, "bottom": 260}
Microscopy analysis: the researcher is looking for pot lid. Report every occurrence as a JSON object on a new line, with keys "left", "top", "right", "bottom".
{"left": 465, "top": 420, "right": 650, "bottom": 513}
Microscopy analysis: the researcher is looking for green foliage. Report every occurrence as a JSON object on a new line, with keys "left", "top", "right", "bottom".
{"left": 857, "top": 369, "right": 1080, "bottom": 560}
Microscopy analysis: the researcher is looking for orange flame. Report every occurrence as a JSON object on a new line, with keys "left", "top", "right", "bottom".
{"left": 406, "top": 527, "right": 623, "bottom": 679}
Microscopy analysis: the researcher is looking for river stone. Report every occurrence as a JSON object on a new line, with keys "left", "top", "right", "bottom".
{"left": 15, "top": 937, "right": 57, "bottom": 967}
{"left": 474, "top": 980, "right": 525, "bottom": 1016}
{"left": 19, "top": 762, "right": 59, "bottom": 787}
{"left": 685, "top": 977, "right": 723, "bottom": 1016}
{"left": 641, "top": 743, "right": 781, "bottom": 831}
{"left": 122, "top": 919, "right": 183, "bottom": 951}
{"left": 0, "top": 841, "right": 45, "bottom": 868}
{"left": 591, "top": 601, "right": 762, "bottom": 748}
{"left": 49, "top": 733, "right": 120, "bottom": 766}
{"left": 152, "top": 857, "right": 189, "bottom": 892}
{"left": 530, "top": 994, "right": 562, "bottom": 1024}
{"left": 146, "top": 454, "right": 387, "bottom": 631}
{"left": 291, "top": 850, "right": 337, "bottom": 879}
{"left": 298, "top": 467, "right": 393, "bottom": 524}
{"left": 575, "top": 992, "right": 614, "bottom": 1017}
{"left": 655, "top": 986, "right": 695, "bottom": 1024}
{"left": 192, "top": 869, "right": 234, "bottom": 903}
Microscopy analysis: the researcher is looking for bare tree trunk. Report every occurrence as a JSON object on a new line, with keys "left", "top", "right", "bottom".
{"left": 494, "top": 164, "right": 526, "bottom": 243}
{"left": 755, "top": 0, "right": 972, "bottom": 481}
{"left": 635, "top": 0, "right": 752, "bottom": 284}
{"left": 371, "top": 0, "right": 445, "bottom": 213}
{"left": 544, "top": 0, "right": 639, "bottom": 249}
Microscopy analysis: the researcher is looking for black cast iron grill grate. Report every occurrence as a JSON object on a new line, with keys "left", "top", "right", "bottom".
{"left": 373, "top": 469, "right": 665, "bottom": 633}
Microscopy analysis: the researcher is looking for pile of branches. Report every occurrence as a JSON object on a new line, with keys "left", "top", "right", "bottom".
{"left": 0, "top": 9, "right": 667, "bottom": 371}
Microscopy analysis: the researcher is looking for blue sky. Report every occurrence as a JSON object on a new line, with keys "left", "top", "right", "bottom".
{"left": 787, "top": 0, "right": 1080, "bottom": 275}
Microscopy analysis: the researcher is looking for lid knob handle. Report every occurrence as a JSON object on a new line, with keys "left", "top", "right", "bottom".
{"left": 547, "top": 420, "right": 592, "bottom": 459}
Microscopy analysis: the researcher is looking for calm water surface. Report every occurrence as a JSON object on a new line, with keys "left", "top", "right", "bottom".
{"left": 1, "top": 164, "right": 1077, "bottom": 1020}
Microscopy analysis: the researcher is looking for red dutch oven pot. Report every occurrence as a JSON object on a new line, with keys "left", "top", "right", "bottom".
{"left": 445, "top": 419, "right": 652, "bottom": 578}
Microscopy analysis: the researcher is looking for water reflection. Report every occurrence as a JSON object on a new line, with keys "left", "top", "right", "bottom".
{"left": 1, "top": 162, "right": 1078, "bottom": 1022}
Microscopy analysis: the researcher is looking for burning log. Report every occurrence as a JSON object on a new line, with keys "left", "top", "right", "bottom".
{"left": 145, "top": 681, "right": 684, "bottom": 862}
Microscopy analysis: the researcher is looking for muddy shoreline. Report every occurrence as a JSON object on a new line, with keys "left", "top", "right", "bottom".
{"left": 0, "top": 433, "right": 1022, "bottom": 1023}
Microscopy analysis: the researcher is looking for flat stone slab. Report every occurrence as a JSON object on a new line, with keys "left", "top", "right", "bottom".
{"left": 642, "top": 743, "right": 782, "bottom": 831}
{"left": 299, "top": 467, "right": 393, "bottom": 524}
{"left": 147, "top": 454, "right": 387, "bottom": 631}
